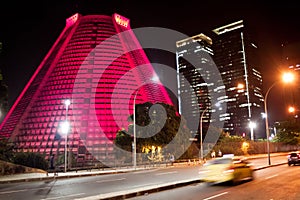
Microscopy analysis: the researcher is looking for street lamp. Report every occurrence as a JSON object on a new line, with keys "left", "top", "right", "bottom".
{"left": 288, "top": 106, "right": 299, "bottom": 120}
{"left": 288, "top": 106, "right": 296, "bottom": 113}
{"left": 199, "top": 107, "right": 209, "bottom": 163}
{"left": 249, "top": 121, "right": 256, "bottom": 141}
{"left": 63, "top": 99, "right": 71, "bottom": 172}
{"left": 132, "top": 76, "right": 159, "bottom": 169}
{"left": 133, "top": 90, "right": 139, "bottom": 170}
{"left": 264, "top": 72, "right": 295, "bottom": 165}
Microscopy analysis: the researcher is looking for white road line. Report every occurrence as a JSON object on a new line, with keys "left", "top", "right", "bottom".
{"left": 96, "top": 178, "right": 125, "bottom": 183}
{"left": 132, "top": 169, "right": 159, "bottom": 174}
{"left": 265, "top": 174, "right": 278, "bottom": 179}
{"left": 0, "top": 187, "right": 50, "bottom": 194}
{"left": 156, "top": 171, "right": 178, "bottom": 176}
{"left": 203, "top": 192, "right": 228, "bottom": 200}
{"left": 41, "top": 193, "right": 85, "bottom": 200}
{"left": 0, "top": 189, "right": 28, "bottom": 194}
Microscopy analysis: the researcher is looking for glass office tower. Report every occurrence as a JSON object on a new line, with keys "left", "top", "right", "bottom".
{"left": 0, "top": 13, "right": 173, "bottom": 166}
{"left": 212, "top": 20, "right": 264, "bottom": 139}
{"left": 176, "top": 34, "right": 223, "bottom": 141}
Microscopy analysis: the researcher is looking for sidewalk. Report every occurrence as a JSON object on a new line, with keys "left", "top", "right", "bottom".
{"left": 0, "top": 152, "right": 287, "bottom": 184}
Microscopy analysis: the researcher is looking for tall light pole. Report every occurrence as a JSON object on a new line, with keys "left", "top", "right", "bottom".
{"left": 249, "top": 121, "right": 256, "bottom": 141}
{"left": 199, "top": 107, "right": 209, "bottom": 163}
{"left": 288, "top": 106, "right": 299, "bottom": 121}
{"left": 63, "top": 99, "right": 71, "bottom": 172}
{"left": 133, "top": 91, "right": 138, "bottom": 169}
{"left": 264, "top": 81, "right": 277, "bottom": 165}
{"left": 132, "top": 76, "right": 159, "bottom": 169}
{"left": 264, "top": 72, "right": 295, "bottom": 165}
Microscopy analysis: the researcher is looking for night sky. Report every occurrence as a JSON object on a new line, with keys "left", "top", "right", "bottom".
{"left": 0, "top": 0, "right": 299, "bottom": 123}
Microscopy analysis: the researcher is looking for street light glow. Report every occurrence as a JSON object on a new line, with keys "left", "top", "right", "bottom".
{"left": 61, "top": 120, "right": 70, "bottom": 134}
{"left": 288, "top": 106, "right": 295, "bottom": 113}
{"left": 282, "top": 72, "right": 295, "bottom": 83}
{"left": 65, "top": 99, "right": 71, "bottom": 107}
{"left": 249, "top": 121, "right": 257, "bottom": 128}
{"left": 237, "top": 83, "right": 244, "bottom": 89}
{"left": 151, "top": 76, "right": 159, "bottom": 82}
{"left": 63, "top": 99, "right": 71, "bottom": 173}
{"left": 249, "top": 121, "right": 256, "bottom": 140}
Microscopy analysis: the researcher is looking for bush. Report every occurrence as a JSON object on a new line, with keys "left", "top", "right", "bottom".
{"left": 13, "top": 152, "right": 48, "bottom": 170}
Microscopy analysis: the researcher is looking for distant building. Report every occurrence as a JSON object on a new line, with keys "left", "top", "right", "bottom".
{"left": 0, "top": 13, "right": 173, "bottom": 166}
{"left": 176, "top": 21, "right": 265, "bottom": 140}
{"left": 212, "top": 20, "right": 265, "bottom": 139}
{"left": 176, "top": 34, "right": 225, "bottom": 141}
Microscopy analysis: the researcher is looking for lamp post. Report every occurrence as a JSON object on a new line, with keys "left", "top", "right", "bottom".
{"left": 264, "top": 82, "right": 277, "bottom": 165}
{"left": 249, "top": 121, "right": 256, "bottom": 141}
{"left": 132, "top": 76, "right": 159, "bottom": 169}
{"left": 63, "top": 99, "right": 71, "bottom": 172}
{"left": 264, "top": 72, "right": 295, "bottom": 165}
{"left": 133, "top": 91, "right": 138, "bottom": 170}
{"left": 288, "top": 106, "right": 299, "bottom": 121}
{"left": 199, "top": 107, "right": 209, "bottom": 163}
{"left": 288, "top": 106, "right": 296, "bottom": 113}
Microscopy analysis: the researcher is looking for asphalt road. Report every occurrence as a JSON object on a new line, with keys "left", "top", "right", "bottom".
{"left": 0, "top": 154, "right": 288, "bottom": 200}
{"left": 129, "top": 163, "right": 300, "bottom": 200}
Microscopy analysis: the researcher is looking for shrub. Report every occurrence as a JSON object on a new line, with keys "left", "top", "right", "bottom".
{"left": 13, "top": 152, "right": 48, "bottom": 170}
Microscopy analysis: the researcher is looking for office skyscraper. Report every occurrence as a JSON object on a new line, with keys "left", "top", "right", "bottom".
{"left": 176, "top": 34, "right": 224, "bottom": 142}
{"left": 212, "top": 20, "right": 264, "bottom": 139}
{"left": 0, "top": 13, "right": 173, "bottom": 166}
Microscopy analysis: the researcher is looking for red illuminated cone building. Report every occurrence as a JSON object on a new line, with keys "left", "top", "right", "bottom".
{"left": 0, "top": 13, "right": 173, "bottom": 166}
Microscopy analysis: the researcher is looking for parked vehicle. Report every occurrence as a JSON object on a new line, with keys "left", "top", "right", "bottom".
{"left": 199, "top": 154, "right": 254, "bottom": 185}
{"left": 287, "top": 152, "right": 300, "bottom": 166}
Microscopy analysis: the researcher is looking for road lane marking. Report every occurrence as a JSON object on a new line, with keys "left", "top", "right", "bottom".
{"left": 0, "top": 187, "right": 50, "bottom": 194}
{"left": 203, "top": 192, "right": 228, "bottom": 200}
{"left": 156, "top": 171, "right": 178, "bottom": 176}
{"left": 0, "top": 189, "right": 28, "bottom": 194}
{"left": 265, "top": 174, "right": 278, "bottom": 179}
{"left": 132, "top": 169, "right": 159, "bottom": 174}
{"left": 96, "top": 178, "right": 125, "bottom": 183}
{"left": 41, "top": 193, "right": 85, "bottom": 200}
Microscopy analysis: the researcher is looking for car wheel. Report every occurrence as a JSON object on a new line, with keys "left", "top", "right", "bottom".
{"left": 203, "top": 182, "right": 214, "bottom": 187}
{"left": 249, "top": 171, "right": 254, "bottom": 181}
{"left": 288, "top": 162, "right": 291, "bottom": 166}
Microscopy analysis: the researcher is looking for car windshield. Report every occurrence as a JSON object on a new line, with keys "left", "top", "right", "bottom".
{"left": 290, "top": 153, "right": 298, "bottom": 157}
{"left": 208, "top": 158, "right": 232, "bottom": 165}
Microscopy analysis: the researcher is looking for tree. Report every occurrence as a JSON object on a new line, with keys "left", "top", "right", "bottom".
{"left": 114, "top": 129, "right": 132, "bottom": 152}
{"left": 13, "top": 152, "right": 48, "bottom": 170}
{"left": 213, "top": 133, "right": 246, "bottom": 156}
{"left": 273, "top": 121, "right": 300, "bottom": 145}
{"left": 114, "top": 102, "right": 193, "bottom": 161}
{"left": 0, "top": 136, "right": 14, "bottom": 162}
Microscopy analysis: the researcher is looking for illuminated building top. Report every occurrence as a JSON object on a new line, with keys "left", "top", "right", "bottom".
{"left": 66, "top": 13, "right": 80, "bottom": 27}
{"left": 212, "top": 20, "right": 244, "bottom": 35}
{"left": 176, "top": 33, "right": 212, "bottom": 47}
{"left": 0, "top": 13, "right": 172, "bottom": 165}
{"left": 114, "top": 13, "right": 130, "bottom": 28}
